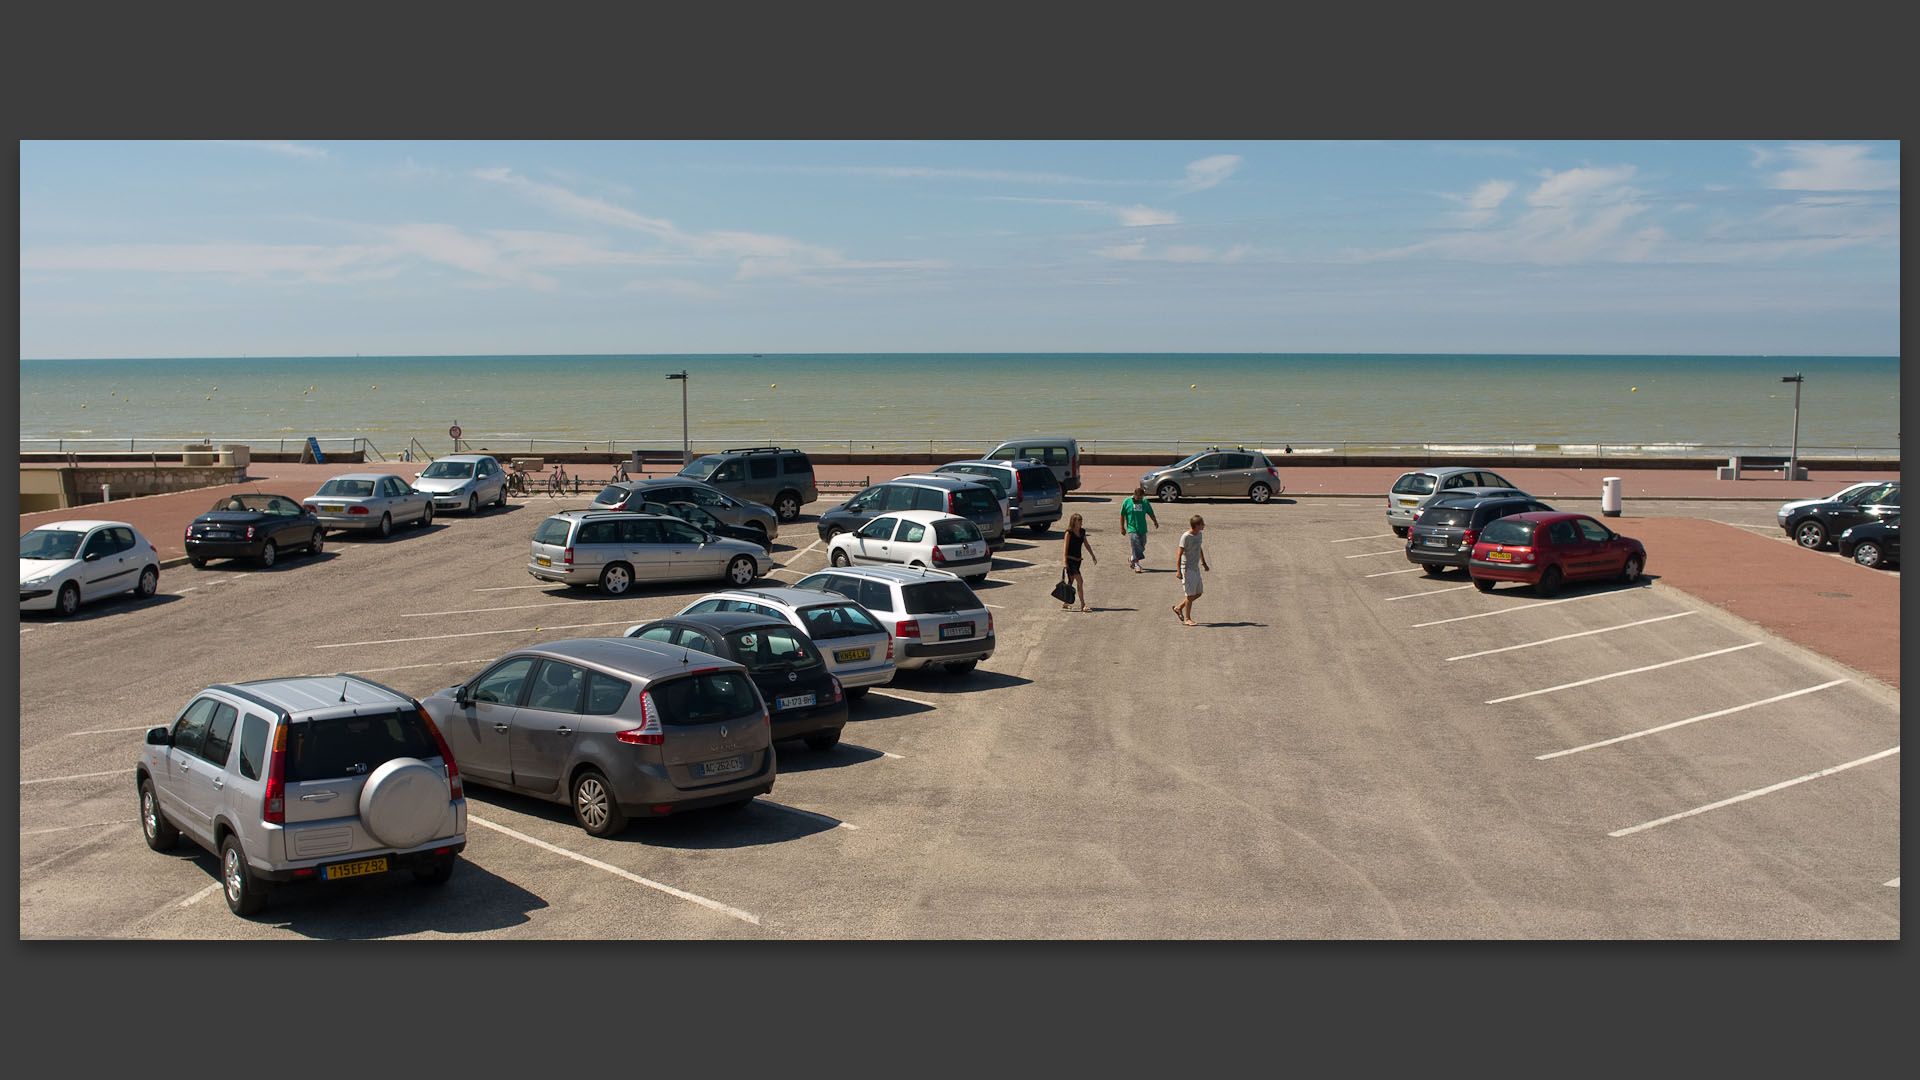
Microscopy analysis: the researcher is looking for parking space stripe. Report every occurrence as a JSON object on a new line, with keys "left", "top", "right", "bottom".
{"left": 1343, "top": 549, "right": 1406, "bottom": 559}
{"left": 69, "top": 725, "right": 156, "bottom": 736}
{"left": 1486, "top": 642, "right": 1763, "bottom": 704}
{"left": 1412, "top": 592, "right": 1604, "bottom": 628}
{"left": 317, "top": 619, "right": 635, "bottom": 648}
{"left": 1332, "top": 534, "right": 1395, "bottom": 543}
{"left": 1887, "top": 878, "right": 1901, "bottom": 888}
{"left": 1447, "top": 611, "right": 1696, "bottom": 661}
{"left": 1384, "top": 584, "right": 1475, "bottom": 601}
{"left": 1709, "top": 519, "right": 1779, "bottom": 533}
{"left": 23, "top": 820, "right": 132, "bottom": 834}
{"left": 1536, "top": 679, "right": 1848, "bottom": 760}
{"left": 1608, "top": 746, "right": 1899, "bottom": 838}
{"left": 403, "top": 600, "right": 616, "bottom": 617}
{"left": 180, "top": 882, "right": 221, "bottom": 907}
{"left": 22, "top": 769, "right": 125, "bottom": 785}
{"left": 756, "top": 800, "right": 859, "bottom": 830}
{"left": 346, "top": 659, "right": 498, "bottom": 675}
{"left": 470, "top": 814, "right": 761, "bottom": 925}
{"left": 1364, "top": 567, "right": 1423, "bottom": 577}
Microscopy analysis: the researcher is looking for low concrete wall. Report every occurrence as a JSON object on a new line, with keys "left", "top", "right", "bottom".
{"left": 20, "top": 465, "right": 246, "bottom": 509}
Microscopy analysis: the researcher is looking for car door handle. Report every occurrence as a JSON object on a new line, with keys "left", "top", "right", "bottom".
{"left": 493, "top": 723, "right": 510, "bottom": 732}
{"left": 212, "top": 776, "right": 224, "bottom": 789}
{"left": 177, "top": 759, "right": 191, "bottom": 772}
{"left": 555, "top": 726, "right": 573, "bottom": 736}
{"left": 300, "top": 790, "right": 339, "bottom": 801}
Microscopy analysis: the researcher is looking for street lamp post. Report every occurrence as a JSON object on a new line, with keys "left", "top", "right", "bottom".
{"left": 1780, "top": 373, "right": 1803, "bottom": 480}
{"left": 666, "top": 370, "right": 689, "bottom": 465}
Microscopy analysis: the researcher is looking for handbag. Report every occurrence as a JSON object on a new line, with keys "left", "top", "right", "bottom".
{"left": 1050, "top": 569, "right": 1077, "bottom": 604}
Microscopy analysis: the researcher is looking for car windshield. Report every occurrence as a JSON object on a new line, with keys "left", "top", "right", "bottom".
{"left": 1479, "top": 518, "right": 1537, "bottom": 545}
{"left": 420, "top": 461, "right": 474, "bottom": 479}
{"left": 315, "top": 479, "right": 375, "bottom": 497}
{"left": 678, "top": 455, "right": 727, "bottom": 479}
{"left": 20, "top": 529, "right": 82, "bottom": 560}
{"left": 798, "top": 602, "right": 884, "bottom": 639}
{"left": 1171, "top": 452, "right": 1208, "bottom": 469}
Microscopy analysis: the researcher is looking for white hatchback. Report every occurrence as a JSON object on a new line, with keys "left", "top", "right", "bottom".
{"left": 20, "top": 519, "right": 162, "bottom": 617}
{"left": 827, "top": 509, "right": 991, "bottom": 581}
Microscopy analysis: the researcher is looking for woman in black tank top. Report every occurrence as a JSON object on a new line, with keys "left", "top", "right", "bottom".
{"left": 1062, "top": 512, "right": 1096, "bottom": 611}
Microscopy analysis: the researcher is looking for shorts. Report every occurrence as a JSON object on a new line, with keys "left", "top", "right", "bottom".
{"left": 1180, "top": 566, "right": 1202, "bottom": 597}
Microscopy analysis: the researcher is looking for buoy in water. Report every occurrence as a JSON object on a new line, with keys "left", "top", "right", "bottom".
{"left": 1190, "top": 384, "right": 1197, "bottom": 390}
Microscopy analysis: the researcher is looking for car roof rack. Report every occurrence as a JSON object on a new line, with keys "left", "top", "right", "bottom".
{"left": 720, "top": 445, "right": 786, "bottom": 454}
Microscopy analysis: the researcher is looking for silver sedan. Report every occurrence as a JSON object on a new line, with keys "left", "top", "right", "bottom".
{"left": 303, "top": 473, "right": 435, "bottom": 538}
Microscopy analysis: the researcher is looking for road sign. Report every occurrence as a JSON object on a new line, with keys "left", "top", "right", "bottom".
{"left": 449, "top": 425, "right": 462, "bottom": 440}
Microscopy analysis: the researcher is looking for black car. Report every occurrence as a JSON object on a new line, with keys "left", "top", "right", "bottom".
{"left": 624, "top": 612, "right": 848, "bottom": 751}
{"left": 1778, "top": 480, "right": 1899, "bottom": 550}
{"left": 638, "top": 500, "right": 773, "bottom": 553}
{"left": 1405, "top": 494, "right": 1556, "bottom": 574}
{"left": 1836, "top": 516, "right": 1899, "bottom": 569}
{"left": 183, "top": 493, "right": 326, "bottom": 568}
{"left": 815, "top": 476, "right": 1005, "bottom": 547}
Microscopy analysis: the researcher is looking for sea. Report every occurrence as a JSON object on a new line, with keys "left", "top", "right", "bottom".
{"left": 16, "top": 353, "right": 1902, "bottom": 459}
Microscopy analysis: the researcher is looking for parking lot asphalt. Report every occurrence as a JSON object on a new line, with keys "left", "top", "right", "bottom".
{"left": 16, "top": 482, "right": 1900, "bottom": 939}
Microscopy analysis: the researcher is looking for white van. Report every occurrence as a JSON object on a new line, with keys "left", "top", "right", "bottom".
{"left": 984, "top": 436, "right": 1081, "bottom": 492}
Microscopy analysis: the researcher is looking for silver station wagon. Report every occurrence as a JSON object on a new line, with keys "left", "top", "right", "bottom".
{"left": 678, "top": 587, "right": 896, "bottom": 698}
{"left": 423, "top": 637, "right": 775, "bottom": 836}
{"left": 527, "top": 510, "right": 763, "bottom": 594}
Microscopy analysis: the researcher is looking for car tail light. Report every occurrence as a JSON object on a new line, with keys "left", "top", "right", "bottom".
{"left": 896, "top": 619, "right": 921, "bottom": 639}
{"left": 418, "top": 707, "right": 464, "bottom": 800}
{"left": 245, "top": 525, "right": 256, "bottom": 540}
{"left": 829, "top": 674, "right": 844, "bottom": 704}
{"left": 761, "top": 705, "right": 771, "bottom": 726}
{"left": 1266, "top": 466, "right": 1278, "bottom": 479}
{"left": 617, "top": 690, "right": 665, "bottom": 745}
{"left": 562, "top": 546, "right": 574, "bottom": 566}
{"left": 884, "top": 637, "right": 894, "bottom": 661}
{"left": 262, "top": 723, "right": 288, "bottom": 824}
{"left": 349, "top": 505, "right": 369, "bottom": 515}
{"left": 1461, "top": 527, "right": 1478, "bottom": 548}
{"left": 931, "top": 545, "right": 947, "bottom": 564}
{"left": 302, "top": 502, "right": 316, "bottom": 512}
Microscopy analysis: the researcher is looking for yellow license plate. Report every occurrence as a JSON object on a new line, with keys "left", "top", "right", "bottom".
{"left": 536, "top": 555, "right": 552, "bottom": 566}
{"left": 1488, "top": 551, "right": 1512, "bottom": 562}
{"left": 836, "top": 647, "right": 871, "bottom": 663}
{"left": 321, "top": 504, "right": 345, "bottom": 512}
{"left": 323, "top": 856, "right": 388, "bottom": 880}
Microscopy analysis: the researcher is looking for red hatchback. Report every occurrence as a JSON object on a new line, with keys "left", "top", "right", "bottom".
{"left": 1467, "top": 512, "right": 1647, "bottom": 595}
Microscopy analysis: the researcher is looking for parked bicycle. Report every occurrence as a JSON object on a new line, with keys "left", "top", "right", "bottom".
{"left": 546, "top": 464, "right": 571, "bottom": 497}
{"left": 504, "top": 465, "right": 534, "bottom": 497}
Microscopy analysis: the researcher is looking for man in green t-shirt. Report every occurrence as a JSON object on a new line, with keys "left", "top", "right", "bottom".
{"left": 1120, "top": 485, "right": 1159, "bottom": 572}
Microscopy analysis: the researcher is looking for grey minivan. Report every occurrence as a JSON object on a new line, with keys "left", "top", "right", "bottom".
{"left": 423, "top": 637, "right": 775, "bottom": 836}
{"left": 527, "top": 510, "right": 763, "bottom": 594}
{"left": 137, "top": 674, "right": 467, "bottom": 916}
{"left": 937, "top": 459, "right": 1063, "bottom": 535}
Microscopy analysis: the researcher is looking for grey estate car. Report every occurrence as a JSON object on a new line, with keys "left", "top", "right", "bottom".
{"left": 137, "top": 674, "right": 467, "bottom": 916}
{"left": 796, "top": 564, "right": 996, "bottom": 675}
{"left": 1385, "top": 467, "right": 1522, "bottom": 536}
{"left": 424, "top": 637, "right": 775, "bottom": 836}
{"left": 527, "top": 510, "right": 763, "bottom": 594}
{"left": 591, "top": 478, "right": 779, "bottom": 541}
{"left": 677, "top": 446, "right": 818, "bottom": 523}
{"left": 1404, "top": 493, "right": 1555, "bottom": 575}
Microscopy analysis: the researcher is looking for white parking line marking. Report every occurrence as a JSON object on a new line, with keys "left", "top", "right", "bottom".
{"left": 1413, "top": 592, "right": 1604, "bottom": 628}
{"left": 1608, "top": 746, "right": 1899, "bottom": 838}
{"left": 175, "top": 587, "right": 198, "bottom": 593}
{"left": 1709, "top": 519, "right": 1778, "bottom": 532}
{"left": 21, "top": 769, "right": 125, "bottom": 785}
{"left": 180, "top": 882, "right": 221, "bottom": 907}
{"left": 756, "top": 800, "right": 859, "bottom": 830}
{"left": 1332, "top": 534, "right": 1395, "bottom": 543}
{"left": 1343, "top": 549, "right": 1406, "bottom": 559}
{"left": 317, "top": 619, "right": 635, "bottom": 648}
{"left": 23, "top": 820, "right": 130, "bottom": 834}
{"left": 1448, "top": 611, "right": 1696, "bottom": 661}
{"left": 474, "top": 583, "right": 554, "bottom": 591}
{"left": 1364, "top": 567, "right": 1424, "bottom": 578}
{"left": 1486, "top": 642, "right": 1763, "bottom": 703}
{"left": 1887, "top": 878, "right": 1901, "bottom": 888}
{"left": 69, "top": 726, "right": 156, "bottom": 736}
{"left": 470, "top": 814, "right": 761, "bottom": 925}
{"left": 1384, "top": 584, "right": 1475, "bottom": 601}
{"left": 1536, "top": 680, "right": 1849, "bottom": 760}
{"left": 348, "top": 659, "right": 498, "bottom": 675}
{"left": 404, "top": 600, "right": 617, "bottom": 617}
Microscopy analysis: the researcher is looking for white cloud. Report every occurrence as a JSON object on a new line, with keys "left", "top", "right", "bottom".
{"left": 1173, "top": 154, "right": 1241, "bottom": 194}
{"left": 1374, "top": 165, "right": 1661, "bottom": 264}
{"left": 1116, "top": 204, "right": 1181, "bottom": 227}
{"left": 1760, "top": 143, "right": 1899, "bottom": 191}
{"left": 200, "top": 140, "right": 328, "bottom": 159}
{"left": 20, "top": 242, "right": 377, "bottom": 277}
{"left": 623, "top": 278, "right": 730, "bottom": 299}
{"left": 382, "top": 224, "right": 557, "bottom": 290}
{"left": 1442, "top": 179, "right": 1516, "bottom": 227}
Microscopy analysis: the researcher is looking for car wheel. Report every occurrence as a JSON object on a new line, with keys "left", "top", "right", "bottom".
{"left": 1028, "top": 522, "right": 1049, "bottom": 536}
{"left": 1157, "top": 482, "right": 1181, "bottom": 502}
{"left": 420, "top": 502, "right": 434, "bottom": 527}
{"left": 599, "top": 562, "right": 634, "bottom": 595}
{"left": 1794, "top": 519, "right": 1828, "bottom": 549}
{"left": 377, "top": 512, "right": 393, "bottom": 538}
{"left": 831, "top": 548, "right": 852, "bottom": 567}
{"left": 1421, "top": 564, "right": 1446, "bottom": 577}
{"left": 1534, "top": 565, "right": 1564, "bottom": 597}
{"left": 258, "top": 540, "right": 276, "bottom": 568}
{"left": 495, "top": 484, "right": 508, "bottom": 508}
{"left": 747, "top": 522, "right": 771, "bottom": 545}
{"left": 1853, "top": 541, "right": 1884, "bottom": 569}
{"left": 1249, "top": 483, "right": 1272, "bottom": 503}
{"left": 140, "top": 778, "right": 178, "bottom": 851}
{"left": 946, "top": 659, "right": 978, "bottom": 676}
{"left": 221, "top": 834, "right": 266, "bottom": 916}
{"left": 845, "top": 686, "right": 869, "bottom": 700}
{"left": 1392, "top": 526, "right": 1409, "bottom": 538}
{"left": 412, "top": 855, "right": 457, "bottom": 886}
{"left": 1620, "top": 555, "right": 1644, "bottom": 583}
{"left": 803, "top": 729, "right": 841, "bottom": 752}
{"left": 1472, "top": 577, "right": 1496, "bottom": 593}
{"left": 726, "top": 555, "right": 758, "bottom": 586}
{"left": 136, "top": 565, "right": 160, "bottom": 597}
{"left": 571, "top": 768, "right": 628, "bottom": 837}
{"left": 308, "top": 530, "right": 325, "bottom": 556}
{"left": 467, "top": 494, "right": 478, "bottom": 516}
{"left": 55, "top": 582, "right": 80, "bottom": 617}
{"left": 189, "top": 556, "right": 208, "bottom": 568}
{"left": 775, "top": 493, "right": 802, "bottom": 522}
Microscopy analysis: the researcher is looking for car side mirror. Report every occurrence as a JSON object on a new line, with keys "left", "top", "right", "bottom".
{"left": 146, "top": 727, "right": 171, "bottom": 746}
{"left": 454, "top": 685, "right": 472, "bottom": 707}
{"left": 705, "top": 531, "right": 717, "bottom": 544}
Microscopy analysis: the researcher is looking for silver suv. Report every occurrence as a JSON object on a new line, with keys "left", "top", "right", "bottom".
{"left": 1139, "top": 447, "right": 1284, "bottom": 504}
{"left": 423, "top": 637, "right": 775, "bottom": 836}
{"left": 527, "top": 510, "right": 764, "bottom": 594}
{"left": 677, "top": 446, "right": 818, "bottom": 523}
{"left": 794, "top": 565, "right": 995, "bottom": 675}
{"left": 137, "top": 674, "right": 467, "bottom": 916}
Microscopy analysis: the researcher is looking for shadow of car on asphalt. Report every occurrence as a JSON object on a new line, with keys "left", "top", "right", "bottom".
{"left": 765, "top": 740, "right": 888, "bottom": 773}
{"left": 22, "top": 592, "right": 185, "bottom": 621}
{"left": 882, "top": 668, "right": 1032, "bottom": 696}
{"left": 459, "top": 785, "right": 839, "bottom": 850}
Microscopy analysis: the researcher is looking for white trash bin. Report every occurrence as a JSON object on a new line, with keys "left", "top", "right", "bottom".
{"left": 1601, "top": 476, "right": 1623, "bottom": 518}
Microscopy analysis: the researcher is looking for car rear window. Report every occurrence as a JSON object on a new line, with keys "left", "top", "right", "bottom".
{"left": 1017, "top": 466, "right": 1059, "bottom": 493}
{"left": 950, "top": 489, "right": 998, "bottom": 517}
{"left": 284, "top": 710, "right": 441, "bottom": 782}
{"left": 903, "top": 580, "right": 978, "bottom": 613}
{"left": 316, "top": 479, "right": 375, "bottom": 497}
{"left": 726, "top": 626, "right": 824, "bottom": 672}
{"left": 779, "top": 453, "right": 811, "bottom": 475}
{"left": 1479, "top": 518, "right": 1537, "bottom": 545}
{"left": 798, "top": 602, "right": 884, "bottom": 639}
{"left": 1423, "top": 508, "right": 1472, "bottom": 528}
{"left": 532, "top": 517, "right": 575, "bottom": 545}
{"left": 1392, "top": 474, "right": 1437, "bottom": 496}
{"left": 648, "top": 671, "right": 762, "bottom": 727}
{"left": 591, "top": 485, "right": 630, "bottom": 507}
{"left": 934, "top": 519, "right": 983, "bottom": 544}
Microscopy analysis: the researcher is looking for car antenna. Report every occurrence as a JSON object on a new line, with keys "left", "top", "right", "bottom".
{"left": 340, "top": 678, "right": 350, "bottom": 702}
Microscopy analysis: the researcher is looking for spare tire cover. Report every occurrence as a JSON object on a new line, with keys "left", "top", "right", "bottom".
{"left": 358, "top": 757, "right": 448, "bottom": 849}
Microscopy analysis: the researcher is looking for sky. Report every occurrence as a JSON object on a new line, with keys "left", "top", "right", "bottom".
{"left": 17, "top": 140, "right": 1901, "bottom": 359}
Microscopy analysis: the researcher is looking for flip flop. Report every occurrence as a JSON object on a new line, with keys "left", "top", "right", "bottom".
{"left": 1170, "top": 604, "right": 1184, "bottom": 623}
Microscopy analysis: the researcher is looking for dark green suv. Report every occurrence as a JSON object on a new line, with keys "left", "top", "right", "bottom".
{"left": 677, "top": 446, "right": 818, "bottom": 523}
